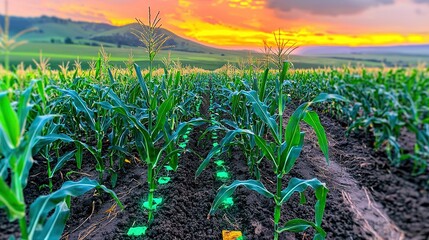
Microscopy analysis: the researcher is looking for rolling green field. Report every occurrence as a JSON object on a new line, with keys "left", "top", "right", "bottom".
{"left": 5, "top": 42, "right": 429, "bottom": 70}
{"left": 6, "top": 43, "right": 248, "bottom": 70}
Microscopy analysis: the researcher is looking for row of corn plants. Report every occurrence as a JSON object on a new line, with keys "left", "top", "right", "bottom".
{"left": 195, "top": 62, "right": 346, "bottom": 239}
{"left": 285, "top": 66, "right": 429, "bottom": 175}
{"left": 0, "top": 80, "right": 123, "bottom": 239}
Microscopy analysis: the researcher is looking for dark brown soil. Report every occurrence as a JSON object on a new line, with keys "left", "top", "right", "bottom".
{"left": 314, "top": 112, "right": 429, "bottom": 239}
{"left": 1, "top": 102, "right": 428, "bottom": 240}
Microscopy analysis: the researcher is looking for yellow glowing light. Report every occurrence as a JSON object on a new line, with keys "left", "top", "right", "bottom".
{"left": 110, "top": 18, "right": 135, "bottom": 26}
{"left": 52, "top": 0, "right": 429, "bottom": 48}
{"left": 168, "top": 16, "right": 429, "bottom": 48}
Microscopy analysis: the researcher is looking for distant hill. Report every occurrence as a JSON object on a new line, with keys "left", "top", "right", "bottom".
{"left": 1, "top": 15, "right": 239, "bottom": 54}
{"left": 90, "top": 23, "right": 229, "bottom": 53}
{"left": 298, "top": 45, "right": 429, "bottom": 56}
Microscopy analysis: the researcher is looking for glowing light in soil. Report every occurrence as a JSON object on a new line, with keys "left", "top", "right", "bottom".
{"left": 222, "top": 197, "right": 234, "bottom": 208}
{"left": 158, "top": 177, "right": 171, "bottom": 185}
{"left": 142, "top": 197, "right": 163, "bottom": 210}
{"left": 127, "top": 226, "right": 147, "bottom": 236}
{"left": 214, "top": 160, "right": 225, "bottom": 167}
{"left": 216, "top": 171, "right": 230, "bottom": 181}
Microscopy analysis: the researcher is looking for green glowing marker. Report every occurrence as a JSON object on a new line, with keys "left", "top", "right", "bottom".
{"left": 216, "top": 171, "right": 230, "bottom": 180}
{"left": 158, "top": 177, "right": 171, "bottom": 185}
{"left": 222, "top": 197, "right": 234, "bottom": 208}
{"left": 143, "top": 197, "right": 163, "bottom": 210}
{"left": 127, "top": 226, "right": 147, "bottom": 236}
{"left": 214, "top": 160, "right": 225, "bottom": 167}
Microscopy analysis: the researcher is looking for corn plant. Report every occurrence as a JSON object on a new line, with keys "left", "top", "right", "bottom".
{"left": 101, "top": 63, "right": 204, "bottom": 225}
{"left": 264, "top": 30, "right": 298, "bottom": 72}
{"left": 132, "top": 7, "right": 171, "bottom": 83}
{"left": 0, "top": 83, "right": 122, "bottom": 239}
{"left": 54, "top": 84, "right": 115, "bottom": 181}
{"left": 197, "top": 63, "right": 346, "bottom": 239}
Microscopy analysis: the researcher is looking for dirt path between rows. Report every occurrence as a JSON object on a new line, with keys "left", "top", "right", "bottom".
{"left": 289, "top": 103, "right": 429, "bottom": 240}
{"left": 292, "top": 113, "right": 405, "bottom": 239}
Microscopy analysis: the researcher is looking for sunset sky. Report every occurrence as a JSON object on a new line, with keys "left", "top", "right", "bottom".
{"left": 5, "top": 0, "right": 429, "bottom": 49}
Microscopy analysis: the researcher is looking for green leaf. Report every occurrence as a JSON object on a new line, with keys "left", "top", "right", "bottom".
{"left": 282, "top": 132, "right": 305, "bottom": 174}
{"left": 57, "top": 89, "right": 96, "bottom": 130}
{"left": 209, "top": 180, "right": 274, "bottom": 216}
{"left": 280, "top": 178, "right": 327, "bottom": 205}
{"left": 33, "top": 133, "right": 73, "bottom": 156}
{"left": 11, "top": 115, "right": 57, "bottom": 188}
{"left": 152, "top": 96, "right": 174, "bottom": 138}
{"left": 258, "top": 68, "right": 269, "bottom": 101}
{"left": 108, "top": 68, "right": 115, "bottom": 84}
{"left": 16, "top": 82, "right": 34, "bottom": 136}
{"left": 311, "top": 93, "right": 347, "bottom": 104}
{"left": 37, "top": 201, "right": 70, "bottom": 240}
{"left": 134, "top": 63, "right": 150, "bottom": 104}
{"left": 303, "top": 111, "right": 329, "bottom": 163}
{"left": 241, "top": 90, "right": 280, "bottom": 143}
{"left": 281, "top": 103, "right": 307, "bottom": 172}
{"left": 280, "top": 178, "right": 329, "bottom": 238}
{"left": 253, "top": 135, "right": 277, "bottom": 169}
{"left": 0, "top": 92, "right": 20, "bottom": 148}
{"left": 195, "top": 128, "right": 253, "bottom": 178}
{"left": 277, "top": 219, "right": 326, "bottom": 237}
{"left": 280, "top": 61, "right": 290, "bottom": 82}
{"left": 28, "top": 178, "right": 123, "bottom": 239}
{"left": 315, "top": 185, "right": 328, "bottom": 227}
{"left": 50, "top": 150, "right": 77, "bottom": 178}
{"left": 0, "top": 178, "right": 25, "bottom": 221}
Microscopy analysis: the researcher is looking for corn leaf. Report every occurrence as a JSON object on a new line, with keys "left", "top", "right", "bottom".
{"left": 0, "top": 178, "right": 25, "bottom": 221}
{"left": 0, "top": 92, "right": 20, "bottom": 148}
{"left": 50, "top": 150, "right": 77, "bottom": 178}
{"left": 57, "top": 89, "right": 96, "bottom": 131}
{"left": 209, "top": 180, "right": 274, "bottom": 216}
{"left": 277, "top": 219, "right": 326, "bottom": 238}
{"left": 195, "top": 128, "right": 253, "bottom": 178}
{"left": 303, "top": 111, "right": 329, "bottom": 163}
{"left": 28, "top": 178, "right": 123, "bottom": 239}
{"left": 241, "top": 90, "right": 280, "bottom": 143}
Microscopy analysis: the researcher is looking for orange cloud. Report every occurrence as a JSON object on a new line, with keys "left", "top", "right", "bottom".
{"left": 7, "top": 0, "right": 429, "bottom": 48}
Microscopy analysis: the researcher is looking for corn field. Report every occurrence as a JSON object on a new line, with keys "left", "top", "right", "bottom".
{"left": 1, "top": 54, "right": 428, "bottom": 239}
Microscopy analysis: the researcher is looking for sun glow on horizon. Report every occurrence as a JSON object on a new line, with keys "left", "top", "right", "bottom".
{"left": 6, "top": 0, "right": 429, "bottom": 49}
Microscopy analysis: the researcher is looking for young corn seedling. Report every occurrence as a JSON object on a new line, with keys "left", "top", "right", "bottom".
{"left": 197, "top": 63, "right": 346, "bottom": 240}
{"left": 0, "top": 83, "right": 122, "bottom": 239}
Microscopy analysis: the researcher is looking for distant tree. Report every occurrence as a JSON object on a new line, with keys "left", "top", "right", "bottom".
{"left": 50, "top": 38, "right": 55, "bottom": 43}
{"left": 64, "top": 37, "right": 73, "bottom": 44}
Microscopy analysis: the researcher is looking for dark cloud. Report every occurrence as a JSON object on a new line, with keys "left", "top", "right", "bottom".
{"left": 414, "top": 0, "right": 429, "bottom": 4}
{"left": 267, "top": 0, "right": 395, "bottom": 16}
